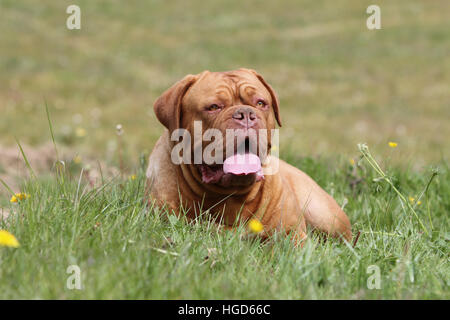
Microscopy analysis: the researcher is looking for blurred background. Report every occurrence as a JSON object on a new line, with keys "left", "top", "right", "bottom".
{"left": 0, "top": 0, "right": 449, "bottom": 176}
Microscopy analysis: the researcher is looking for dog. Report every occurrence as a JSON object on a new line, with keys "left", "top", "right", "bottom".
{"left": 146, "top": 68, "right": 352, "bottom": 243}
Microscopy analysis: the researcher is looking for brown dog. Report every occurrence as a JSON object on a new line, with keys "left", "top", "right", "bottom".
{"left": 146, "top": 68, "right": 352, "bottom": 243}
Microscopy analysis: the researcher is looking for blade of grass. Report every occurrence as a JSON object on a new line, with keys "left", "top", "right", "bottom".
{"left": 0, "top": 177, "right": 14, "bottom": 195}
{"left": 422, "top": 169, "right": 438, "bottom": 231}
{"left": 45, "top": 101, "right": 67, "bottom": 184}
{"left": 358, "top": 143, "right": 429, "bottom": 236}
{"left": 15, "top": 137, "right": 36, "bottom": 179}
{"left": 45, "top": 100, "right": 59, "bottom": 161}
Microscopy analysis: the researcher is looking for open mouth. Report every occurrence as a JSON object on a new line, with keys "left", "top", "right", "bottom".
{"left": 198, "top": 138, "right": 264, "bottom": 186}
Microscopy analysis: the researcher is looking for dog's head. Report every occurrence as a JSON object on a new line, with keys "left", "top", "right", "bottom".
{"left": 154, "top": 68, "right": 281, "bottom": 188}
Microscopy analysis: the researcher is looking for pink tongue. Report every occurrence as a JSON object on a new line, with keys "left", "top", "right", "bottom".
{"left": 223, "top": 153, "right": 262, "bottom": 175}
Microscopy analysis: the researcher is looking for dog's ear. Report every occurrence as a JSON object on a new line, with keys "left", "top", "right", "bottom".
{"left": 154, "top": 74, "right": 199, "bottom": 132}
{"left": 241, "top": 68, "right": 282, "bottom": 127}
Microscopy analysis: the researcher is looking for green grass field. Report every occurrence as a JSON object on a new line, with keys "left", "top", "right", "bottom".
{"left": 0, "top": 149, "right": 448, "bottom": 299}
{"left": 0, "top": 0, "right": 448, "bottom": 299}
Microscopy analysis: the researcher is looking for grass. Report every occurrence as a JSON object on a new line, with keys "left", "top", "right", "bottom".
{"left": 0, "top": 146, "right": 448, "bottom": 299}
{"left": 0, "top": 0, "right": 448, "bottom": 299}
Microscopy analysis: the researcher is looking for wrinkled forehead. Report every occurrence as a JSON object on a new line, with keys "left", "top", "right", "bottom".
{"left": 183, "top": 71, "right": 271, "bottom": 105}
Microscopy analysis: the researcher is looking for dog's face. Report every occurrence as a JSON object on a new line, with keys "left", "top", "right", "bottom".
{"left": 154, "top": 68, "right": 281, "bottom": 188}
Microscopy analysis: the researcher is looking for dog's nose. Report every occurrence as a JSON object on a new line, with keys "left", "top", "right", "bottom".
{"left": 232, "top": 107, "right": 256, "bottom": 128}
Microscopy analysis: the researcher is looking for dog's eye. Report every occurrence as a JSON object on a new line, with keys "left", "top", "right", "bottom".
{"left": 206, "top": 104, "right": 222, "bottom": 111}
{"left": 256, "top": 100, "right": 267, "bottom": 108}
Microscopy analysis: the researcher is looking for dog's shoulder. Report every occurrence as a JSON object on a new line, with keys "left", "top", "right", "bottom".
{"left": 146, "top": 131, "right": 180, "bottom": 209}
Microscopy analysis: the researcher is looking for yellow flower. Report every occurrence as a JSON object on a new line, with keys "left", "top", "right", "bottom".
{"left": 248, "top": 218, "right": 264, "bottom": 234}
{"left": 73, "top": 155, "right": 82, "bottom": 164}
{"left": 17, "top": 193, "right": 29, "bottom": 200}
{"left": 0, "top": 230, "right": 20, "bottom": 248}
{"left": 349, "top": 158, "right": 355, "bottom": 166}
{"left": 75, "top": 127, "right": 87, "bottom": 138}
{"left": 409, "top": 196, "right": 422, "bottom": 205}
{"left": 130, "top": 175, "right": 137, "bottom": 180}
{"left": 388, "top": 142, "right": 398, "bottom": 148}
{"left": 10, "top": 193, "right": 29, "bottom": 203}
